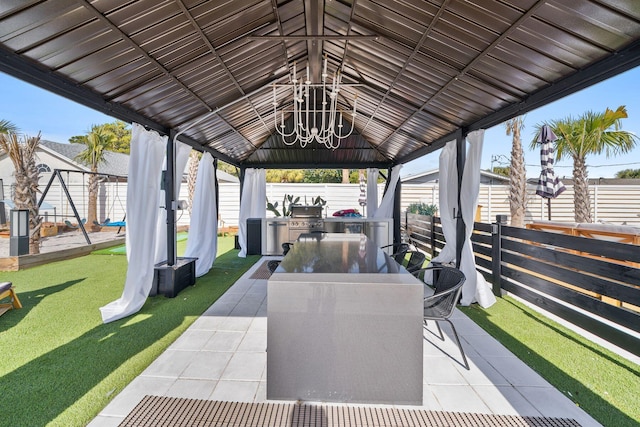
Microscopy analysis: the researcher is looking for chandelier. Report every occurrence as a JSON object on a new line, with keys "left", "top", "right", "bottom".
{"left": 272, "top": 56, "right": 357, "bottom": 149}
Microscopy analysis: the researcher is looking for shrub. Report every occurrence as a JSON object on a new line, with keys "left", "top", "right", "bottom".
{"left": 407, "top": 202, "right": 438, "bottom": 216}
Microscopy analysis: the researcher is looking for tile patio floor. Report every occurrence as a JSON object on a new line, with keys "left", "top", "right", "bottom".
{"left": 89, "top": 258, "right": 601, "bottom": 427}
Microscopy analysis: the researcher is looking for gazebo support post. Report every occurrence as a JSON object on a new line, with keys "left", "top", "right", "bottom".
{"left": 455, "top": 128, "right": 466, "bottom": 269}
{"left": 165, "top": 129, "right": 177, "bottom": 267}
{"left": 151, "top": 129, "right": 197, "bottom": 298}
{"left": 393, "top": 169, "right": 402, "bottom": 245}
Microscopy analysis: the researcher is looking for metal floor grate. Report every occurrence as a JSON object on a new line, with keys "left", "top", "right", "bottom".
{"left": 248, "top": 260, "right": 275, "bottom": 280}
{"left": 119, "top": 396, "right": 582, "bottom": 427}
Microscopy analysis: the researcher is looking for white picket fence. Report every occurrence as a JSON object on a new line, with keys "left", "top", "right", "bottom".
{"left": 3, "top": 181, "right": 640, "bottom": 228}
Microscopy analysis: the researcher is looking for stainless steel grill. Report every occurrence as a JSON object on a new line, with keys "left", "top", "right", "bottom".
{"left": 289, "top": 205, "right": 324, "bottom": 241}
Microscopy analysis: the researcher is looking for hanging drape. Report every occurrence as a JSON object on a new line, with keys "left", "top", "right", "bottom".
{"left": 372, "top": 165, "right": 401, "bottom": 219}
{"left": 238, "top": 168, "right": 266, "bottom": 258}
{"left": 100, "top": 124, "right": 166, "bottom": 323}
{"left": 153, "top": 141, "right": 191, "bottom": 264}
{"left": 459, "top": 130, "right": 496, "bottom": 308}
{"left": 184, "top": 152, "right": 218, "bottom": 277}
{"left": 431, "top": 141, "right": 458, "bottom": 265}
{"left": 366, "top": 168, "right": 379, "bottom": 218}
{"left": 425, "top": 132, "right": 495, "bottom": 308}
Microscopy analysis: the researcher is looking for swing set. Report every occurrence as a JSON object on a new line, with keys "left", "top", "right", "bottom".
{"left": 38, "top": 169, "right": 127, "bottom": 244}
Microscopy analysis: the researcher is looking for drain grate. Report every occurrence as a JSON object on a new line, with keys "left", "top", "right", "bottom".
{"left": 119, "top": 396, "right": 582, "bottom": 427}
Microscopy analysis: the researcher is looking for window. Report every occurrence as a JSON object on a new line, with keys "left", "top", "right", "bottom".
{"left": 36, "top": 163, "right": 51, "bottom": 173}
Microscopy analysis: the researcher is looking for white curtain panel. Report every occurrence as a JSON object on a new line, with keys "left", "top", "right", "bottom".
{"left": 184, "top": 153, "right": 218, "bottom": 277}
{"left": 366, "top": 168, "right": 379, "bottom": 218}
{"left": 433, "top": 140, "right": 459, "bottom": 263}
{"left": 238, "top": 168, "right": 266, "bottom": 257}
{"left": 423, "top": 140, "right": 458, "bottom": 284}
{"left": 100, "top": 124, "right": 167, "bottom": 323}
{"left": 460, "top": 130, "right": 496, "bottom": 308}
{"left": 154, "top": 141, "right": 192, "bottom": 264}
{"left": 373, "top": 165, "right": 402, "bottom": 219}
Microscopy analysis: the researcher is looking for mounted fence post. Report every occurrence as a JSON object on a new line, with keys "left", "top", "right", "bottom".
{"left": 430, "top": 216, "right": 436, "bottom": 259}
{"left": 491, "top": 214, "right": 507, "bottom": 296}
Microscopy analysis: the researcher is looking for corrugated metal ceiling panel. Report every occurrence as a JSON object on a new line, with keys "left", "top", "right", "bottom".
{"left": 0, "top": 0, "right": 638, "bottom": 168}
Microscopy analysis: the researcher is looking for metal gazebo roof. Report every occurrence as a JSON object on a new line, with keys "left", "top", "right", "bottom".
{"left": 1, "top": 0, "right": 639, "bottom": 169}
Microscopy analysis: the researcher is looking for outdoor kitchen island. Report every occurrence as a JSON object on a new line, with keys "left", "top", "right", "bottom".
{"left": 267, "top": 233, "right": 423, "bottom": 405}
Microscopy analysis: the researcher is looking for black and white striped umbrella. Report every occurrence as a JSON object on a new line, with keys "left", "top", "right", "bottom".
{"left": 536, "top": 125, "right": 565, "bottom": 219}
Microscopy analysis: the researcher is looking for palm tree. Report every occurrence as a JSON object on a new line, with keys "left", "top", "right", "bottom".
{"left": 0, "top": 119, "right": 18, "bottom": 134}
{"left": 75, "top": 124, "right": 113, "bottom": 228}
{"left": 504, "top": 116, "right": 527, "bottom": 227}
{"left": 534, "top": 106, "right": 638, "bottom": 223}
{"left": 0, "top": 127, "right": 43, "bottom": 254}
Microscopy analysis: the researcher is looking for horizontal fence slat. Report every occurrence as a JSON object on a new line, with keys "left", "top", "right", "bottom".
{"left": 405, "top": 212, "right": 640, "bottom": 356}
{"left": 502, "top": 264, "right": 640, "bottom": 333}
{"left": 501, "top": 277, "right": 640, "bottom": 357}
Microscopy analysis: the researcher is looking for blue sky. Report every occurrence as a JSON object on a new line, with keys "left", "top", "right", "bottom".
{"left": 1, "top": 67, "right": 639, "bottom": 179}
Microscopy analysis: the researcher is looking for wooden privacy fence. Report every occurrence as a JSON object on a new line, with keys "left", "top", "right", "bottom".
{"left": 404, "top": 213, "right": 640, "bottom": 357}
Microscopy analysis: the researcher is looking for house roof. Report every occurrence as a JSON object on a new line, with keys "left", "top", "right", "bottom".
{"left": 402, "top": 168, "right": 509, "bottom": 184}
{"left": 1, "top": 1, "right": 639, "bottom": 169}
{"left": 39, "top": 140, "right": 240, "bottom": 182}
{"left": 39, "top": 140, "right": 130, "bottom": 177}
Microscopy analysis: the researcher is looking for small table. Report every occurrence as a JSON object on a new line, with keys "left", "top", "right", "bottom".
{"left": 267, "top": 233, "right": 423, "bottom": 405}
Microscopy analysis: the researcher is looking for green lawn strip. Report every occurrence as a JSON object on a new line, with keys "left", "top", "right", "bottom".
{"left": 460, "top": 296, "right": 640, "bottom": 427}
{"left": 92, "top": 231, "right": 189, "bottom": 255}
{"left": 0, "top": 236, "right": 260, "bottom": 427}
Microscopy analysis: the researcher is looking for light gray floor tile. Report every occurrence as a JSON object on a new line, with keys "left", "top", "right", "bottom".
{"left": 473, "top": 385, "right": 542, "bottom": 416}
{"left": 230, "top": 301, "right": 263, "bottom": 316}
{"left": 193, "top": 313, "right": 229, "bottom": 329}
{"left": 180, "top": 351, "right": 233, "bottom": 380}
{"left": 218, "top": 316, "right": 254, "bottom": 331}
{"left": 140, "top": 350, "right": 196, "bottom": 378}
{"left": 221, "top": 352, "right": 266, "bottom": 381}
{"left": 430, "top": 384, "right": 492, "bottom": 414}
{"left": 216, "top": 292, "right": 245, "bottom": 305}
{"left": 203, "top": 302, "right": 237, "bottom": 316}
{"left": 247, "top": 281, "right": 267, "bottom": 296}
{"left": 249, "top": 317, "right": 267, "bottom": 332}
{"left": 462, "top": 334, "right": 517, "bottom": 358}
{"left": 423, "top": 356, "right": 469, "bottom": 385}
{"left": 423, "top": 327, "right": 469, "bottom": 362}
{"left": 100, "top": 376, "right": 175, "bottom": 417}
{"left": 516, "top": 386, "right": 602, "bottom": 427}
{"left": 86, "top": 415, "right": 124, "bottom": 427}
{"left": 165, "top": 379, "right": 218, "bottom": 400}
{"left": 421, "top": 387, "right": 443, "bottom": 411}
{"left": 256, "top": 304, "right": 268, "bottom": 317}
{"left": 484, "top": 357, "right": 551, "bottom": 387}
{"left": 203, "top": 330, "right": 245, "bottom": 352}
{"left": 255, "top": 381, "right": 267, "bottom": 402}
{"left": 454, "top": 355, "right": 510, "bottom": 386}
{"left": 210, "top": 380, "right": 260, "bottom": 402}
{"left": 90, "top": 258, "right": 601, "bottom": 427}
{"left": 170, "top": 329, "right": 216, "bottom": 351}
{"left": 237, "top": 331, "right": 268, "bottom": 352}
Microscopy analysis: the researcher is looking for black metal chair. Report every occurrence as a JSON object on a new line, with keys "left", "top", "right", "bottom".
{"left": 281, "top": 242, "right": 293, "bottom": 255}
{"left": 267, "top": 260, "right": 281, "bottom": 274}
{"left": 380, "top": 242, "right": 410, "bottom": 264}
{"left": 404, "top": 250, "right": 426, "bottom": 273}
{"left": 412, "top": 266, "right": 469, "bottom": 370}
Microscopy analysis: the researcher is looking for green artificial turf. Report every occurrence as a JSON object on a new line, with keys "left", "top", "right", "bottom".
{"left": 92, "top": 231, "right": 189, "bottom": 255}
{"left": 0, "top": 236, "right": 260, "bottom": 427}
{"left": 460, "top": 296, "right": 640, "bottom": 427}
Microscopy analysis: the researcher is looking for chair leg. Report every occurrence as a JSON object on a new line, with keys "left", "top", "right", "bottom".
{"left": 10, "top": 288, "right": 22, "bottom": 309}
{"left": 445, "top": 319, "right": 469, "bottom": 370}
